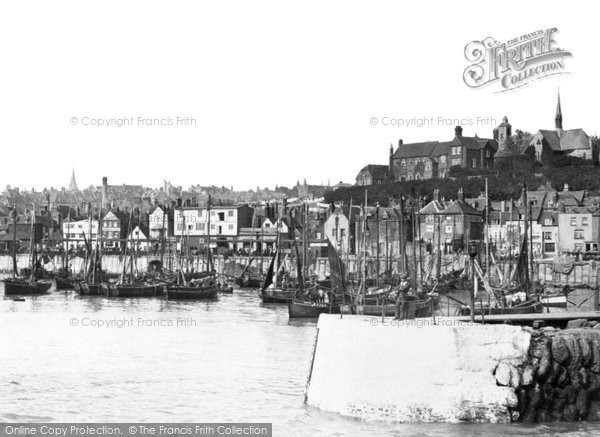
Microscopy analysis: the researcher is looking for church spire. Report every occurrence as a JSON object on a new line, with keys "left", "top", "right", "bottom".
{"left": 555, "top": 90, "right": 563, "bottom": 130}
{"left": 68, "top": 169, "right": 79, "bottom": 191}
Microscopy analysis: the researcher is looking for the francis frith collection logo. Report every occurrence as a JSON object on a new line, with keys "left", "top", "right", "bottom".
{"left": 463, "top": 28, "right": 572, "bottom": 92}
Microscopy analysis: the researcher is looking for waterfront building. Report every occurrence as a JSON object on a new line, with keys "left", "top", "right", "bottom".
{"left": 173, "top": 205, "right": 254, "bottom": 250}
{"left": 62, "top": 218, "right": 98, "bottom": 250}
{"left": 148, "top": 206, "right": 173, "bottom": 241}
{"left": 418, "top": 188, "right": 483, "bottom": 252}
{"left": 557, "top": 206, "right": 600, "bottom": 253}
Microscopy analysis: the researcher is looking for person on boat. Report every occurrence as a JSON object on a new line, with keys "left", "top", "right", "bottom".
{"left": 395, "top": 274, "right": 410, "bottom": 320}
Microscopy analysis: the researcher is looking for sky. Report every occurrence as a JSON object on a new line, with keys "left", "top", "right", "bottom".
{"left": 0, "top": 1, "right": 596, "bottom": 191}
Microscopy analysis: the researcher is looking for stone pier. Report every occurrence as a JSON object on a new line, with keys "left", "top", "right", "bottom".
{"left": 305, "top": 314, "right": 600, "bottom": 423}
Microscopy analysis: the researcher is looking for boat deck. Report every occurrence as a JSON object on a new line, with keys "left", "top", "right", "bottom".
{"left": 453, "top": 310, "right": 600, "bottom": 327}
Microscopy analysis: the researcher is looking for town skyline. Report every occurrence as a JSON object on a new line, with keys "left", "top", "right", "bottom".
{"left": 2, "top": 1, "right": 599, "bottom": 191}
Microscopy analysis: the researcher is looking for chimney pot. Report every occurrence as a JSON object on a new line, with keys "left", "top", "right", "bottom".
{"left": 458, "top": 188, "right": 464, "bottom": 202}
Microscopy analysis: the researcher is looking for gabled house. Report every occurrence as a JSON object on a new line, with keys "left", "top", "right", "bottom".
{"left": 418, "top": 188, "right": 483, "bottom": 252}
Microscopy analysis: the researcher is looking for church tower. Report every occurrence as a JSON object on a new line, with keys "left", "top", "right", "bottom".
{"left": 555, "top": 91, "right": 563, "bottom": 131}
{"left": 496, "top": 116, "right": 512, "bottom": 148}
{"left": 68, "top": 169, "right": 79, "bottom": 191}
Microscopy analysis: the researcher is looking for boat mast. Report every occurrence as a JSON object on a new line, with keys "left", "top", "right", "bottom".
{"left": 375, "top": 203, "right": 380, "bottom": 287}
{"left": 29, "top": 204, "right": 36, "bottom": 283}
{"left": 159, "top": 205, "right": 166, "bottom": 269}
{"left": 529, "top": 199, "right": 534, "bottom": 286}
{"left": 436, "top": 214, "right": 441, "bottom": 282}
{"left": 399, "top": 196, "right": 405, "bottom": 275}
{"left": 11, "top": 205, "right": 17, "bottom": 278}
{"left": 206, "top": 195, "right": 212, "bottom": 274}
{"left": 523, "top": 182, "right": 530, "bottom": 298}
{"left": 411, "top": 199, "right": 417, "bottom": 291}
{"left": 273, "top": 213, "right": 281, "bottom": 288}
{"left": 361, "top": 190, "right": 368, "bottom": 300}
{"left": 485, "top": 178, "right": 490, "bottom": 280}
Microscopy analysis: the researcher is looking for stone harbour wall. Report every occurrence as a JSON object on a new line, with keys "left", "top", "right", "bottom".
{"left": 306, "top": 315, "right": 600, "bottom": 423}
{"left": 507, "top": 320, "right": 600, "bottom": 422}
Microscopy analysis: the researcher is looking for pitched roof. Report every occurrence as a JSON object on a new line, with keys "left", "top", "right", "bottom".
{"left": 418, "top": 199, "right": 481, "bottom": 216}
{"left": 357, "top": 164, "right": 389, "bottom": 179}
{"left": 533, "top": 129, "right": 590, "bottom": 151}
{"left": 392, "top": 142, "right": 438, "bottom": 159}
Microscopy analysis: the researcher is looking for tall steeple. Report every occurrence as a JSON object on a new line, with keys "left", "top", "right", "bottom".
{"left": 68, "top": 169, "right": 79, "bottom": 191}
{"left": 555, "top": 90, "right": 563, "bottom": 131}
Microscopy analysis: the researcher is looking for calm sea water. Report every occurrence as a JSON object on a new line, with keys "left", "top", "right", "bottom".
{"left": 1, "top": 276, "right": 599, "bottom": 437}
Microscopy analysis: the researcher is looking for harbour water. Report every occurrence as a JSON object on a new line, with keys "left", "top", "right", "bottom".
{"left": 1, "top": 278, "right": 599, "bottom": 436}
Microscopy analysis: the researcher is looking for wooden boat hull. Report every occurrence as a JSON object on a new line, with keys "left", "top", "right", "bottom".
{"left": 260, "top": 288, "right": 295, "bottom": 303}
{"left": 166, "top": 285, "right": 219, "bottom": 300}
{"left": 235, "top": 276, "right": 263, "bottom": 288}
{"left": 360, "top": 304, "right": 397, "bottom": 317}
{"left": 55, "top": 277, "right": 82, "bottom": 290}
{"left": 75, "top": 282, "right": 105, "bottom": 296}
{"left": 459, "top": 300, "right": 543, "bottom": 316}
{"left": 108, "top": 284, "right": 163, "bottom": 298}
{"left": 3, "top": 278, "right": 52, "bottom": 295}
{"left": 288, "top": 299, "right": 340, "bottom": 318}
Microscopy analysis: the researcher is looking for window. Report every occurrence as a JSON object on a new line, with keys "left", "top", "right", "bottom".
{"left": 440, "top": 156, "right": 446, "bottom": 163}
{"left": 472, "top": 158, "right": 477, "bottom": 168}
{"left": 486, "top": 149, "right": 490, "bottom": 158}
{"left": 571, "top": 217, "right": 577, "bottom": 226}
{"left": 451, "top": 158, "right": 461, "bottom": 166}
{"left": 582, "top": 217, "right": 589, "bottom": 226}
{"left": 228, "top": 210, "right": 234, "bottom": 217}
{"left": 426, "top": 224, "right": 434, "bottom": 232}
{"left": 228, "top": 224, "right": 234, "bottom": 230}
{"left": 264, "top": 223, "right": 271, "bottom": 228}
{"left": 544, "top": 243, "right": 556, "bottom": 252}
{"left": 574, "top": 229, "right": 584, "bottom": 239}
{"left": 574, "top": 243, "right": 585, "bottom": 252}
{"left": 543, "top": 232, "right": 553, "bottom": 240}
{"left": 544, "top": 218, "right": 553, "bottom": 225}
{"left": 451, "top": 146, "right": 461, "bottom": 155}
{"left": 445, "top": 225, "right": 453, "bottom": 233}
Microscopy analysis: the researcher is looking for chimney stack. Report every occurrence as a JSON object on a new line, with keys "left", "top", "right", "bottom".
{"left": 101, "top": 177, "right": 108, "bottom": 210}
{"left": 563, "top": 183, "right": 569, "bottom": 192}
{"left": 398, "top": 139, "right": 403, "bottom": 146}
{"left": 458, "top": 188, "right": 464, "bottom": 202}
{"left": 455, "top": 126, "right": 463, "bottom": 137}
{"left": 501, "top": 200, "right": 506, "bottom": 212}
{"left": 433, "top": 189, "right": 439, "bottom": 202}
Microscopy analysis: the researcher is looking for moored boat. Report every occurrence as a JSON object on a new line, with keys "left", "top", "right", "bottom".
{"left": 288, "top": 299, "right": 340, "bottom": 318}
{"left": 107, "top": 283, "right": 163, "bottom": 298}
{"left": 3, "top": 277, "right": 52, "bottom": 295}
{"left": 166, "top": 282, "right": 219, "bottom": 299}
{"left": 261, "top": 287, "right": 295, "bottom": 303}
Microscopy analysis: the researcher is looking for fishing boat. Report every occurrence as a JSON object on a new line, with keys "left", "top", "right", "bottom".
{"left": 166, "top": 196, "right": 220, "bottom": 300}
{"left": 288, "top": 299, "right": 340, "bottom": 317}
{"left": 235, "top": 271, "right": 263, "bottom": 288}
{"left": 458, "top": 182, "right": 543, "bottom": 318}
{"left": 4, "top": 277, "right": 52, "bottom": 294}
{"left": 74, "top": 206, "right": 111, "bottom": 296}
{"left": 260, "top": 215, "right": 298, "bottom": 303}
{"left": 108, "top": 282, "right": 163, "bottom": 297}
{"left": 2, "top": 205, "right": 52, "bottom": 295}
